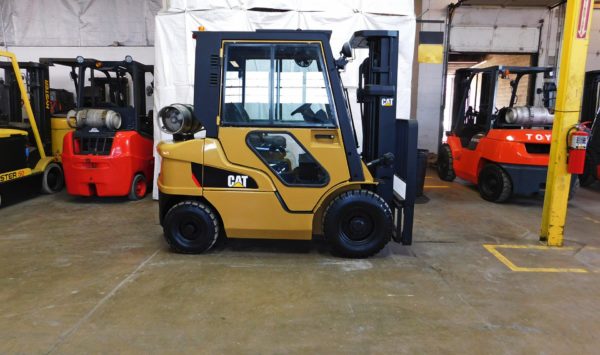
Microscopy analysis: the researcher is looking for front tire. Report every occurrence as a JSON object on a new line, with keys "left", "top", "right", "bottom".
{"left": 437, "top": 144, "right": 456, "bottom": 182}
{"left": 323, "top": 190, "right": 392, "bottom": 258}
{"left": 163, "top": 201, "right": 219, "bottom": 254}
{"left": 41, "top": 163, "right": 64, "bottom": 194}
{"left": 478, "top": 163, "right": 512, "bottom": 203}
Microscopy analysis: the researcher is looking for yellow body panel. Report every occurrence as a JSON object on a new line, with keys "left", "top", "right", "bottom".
{"left": 203, "top": 138, "right": 275, "bottom": 191}
{"left": 157, "top": 139, "right": 205, "bottom": 196}
{"left": 218, "top": 126, "right": 352, "bottom": 211}
{"left": 204, "top": 190, "right": 313, "bottom": 239}
{"left": 0, "top": 129, "right": 27, "bottom": 138}
{"left": 0, "top": 168, "right": 32, "bottom": 183}
{"left": 540, "top": 0, "right": 593, "bottom": 246}
{"left": 50, "top": 116, "right": 73, "bottom": 161}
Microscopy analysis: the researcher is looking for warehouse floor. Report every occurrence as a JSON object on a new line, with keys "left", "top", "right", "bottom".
{"left": 1, "top": 170, "right": 600, "bottom": 353}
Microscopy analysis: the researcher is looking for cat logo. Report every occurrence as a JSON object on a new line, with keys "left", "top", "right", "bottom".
{"left": 227, "top": 175, "right": 249, "bottom": 188}
{"left": 381, "top": 98, "right": 394, "bottom": 107}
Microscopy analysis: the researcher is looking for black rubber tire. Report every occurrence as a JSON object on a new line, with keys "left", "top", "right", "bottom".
{"left": 323, "top": 190, "right": 392, "bottom": 258}
{"left": 163, "top": 201, "right": 219, "bottom": 254}
{"left": 437, "top": 144, "right": 456, "bottom": 182}
{"left": 128, "top": 173, "right": 147, "bottom": 201}
{"left": 579, "top": 153, "right": 597, "bottom": 187}
{"left": 478, "top": 163, "right": 512, "bottom": 203}
{"left": 41, "top": 163, "right": 64, "bottom": 194}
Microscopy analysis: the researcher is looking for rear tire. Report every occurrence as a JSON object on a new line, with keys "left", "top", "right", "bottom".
{"left": 478, "top": 163, "right": 512, "bottom": 203}
{"left": 323, "top": 190, "right": 392, "bottom": 258}
{"left": 437, "top": 144, "right": 456, "bottom": 181}
{"left": 163, "top": 201, "right": 219, "bottom": 254}
{"left": 579, "top": 153, "right": 597, "bottom": 187}
{"left": 128, "top": 173, "right": 147, "bottom": 201}
{"left": 41, "top": 163, "right": 64, "bottom": 194}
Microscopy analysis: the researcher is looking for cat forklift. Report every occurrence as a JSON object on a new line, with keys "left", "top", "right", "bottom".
{"left": 156, "top": 29, "right": 418, "bottom": 258}
{"left": 0, "top": 51, "right": 64, "bottom": 207}
{"left": 40, "top": 57, "right": 155, "bottom": 200}
{"left": 436, "top": 66, "right": 578, "bottom": 202}
{"left": 579, "top": 70, "right": 600, "bottom": 186}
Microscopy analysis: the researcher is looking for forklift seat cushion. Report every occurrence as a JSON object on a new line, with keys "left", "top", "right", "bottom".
{"left": 223, "top": 103, "right": 250, "bottom": 123}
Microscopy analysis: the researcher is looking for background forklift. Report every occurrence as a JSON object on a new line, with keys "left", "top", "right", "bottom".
{"left": 41, "top": 57, "right": 155, "bottom": 200}
{"left": 0, "top": 51, "right": 65, "bottom": 207}
{"left": 0, "top": 60, "right": 75, "bottom": 163}
{"left": 580, "top": 70, "right": 600, "bottom": 186}
{"left": 156, "top": 30, "right": 418, "bottom": 258}
{"left": 436, "top": 66, "right": 576, "bottom": 202}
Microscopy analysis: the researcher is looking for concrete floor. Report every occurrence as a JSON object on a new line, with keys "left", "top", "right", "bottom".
{"left": 1, "top": 170, "right": 600, "bottom": 354}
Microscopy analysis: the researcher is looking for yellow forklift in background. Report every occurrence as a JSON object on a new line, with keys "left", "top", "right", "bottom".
{"left": 0, "top": 51, "right": 66, "bottom": 206}
{"left": 156, "top": 30, "right": 419, "bottom": 258}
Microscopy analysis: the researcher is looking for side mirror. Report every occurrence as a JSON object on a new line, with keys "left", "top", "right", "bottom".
{"left": 536, "top": 88, "right": 543, "bottom": 94}
{"left": 146, "top": 85, "right": 153, "bottom": 96}
{"left": 340, "top": 42, "right": 352, "bottom": 58}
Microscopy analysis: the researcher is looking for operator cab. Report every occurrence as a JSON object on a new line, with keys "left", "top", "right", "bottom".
{"left": 451, "top": 66, "right": 555, "bottom": 149}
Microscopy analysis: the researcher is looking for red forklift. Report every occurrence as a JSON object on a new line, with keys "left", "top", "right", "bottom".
{"left": 437, "top": 66, "right": 577, "bottom": 202}
{"left": 41, "top": 56, "right": 155, "bottom": 200}
{"left": 579, "top": 70, "right": 600, "bottom": 186}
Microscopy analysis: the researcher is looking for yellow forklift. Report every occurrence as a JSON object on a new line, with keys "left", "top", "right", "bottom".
{"left": 156, "top": 30, "right": 418, "bottom": 258}
{"left": 0, "top": 51, "right": 65, "bottom": 207}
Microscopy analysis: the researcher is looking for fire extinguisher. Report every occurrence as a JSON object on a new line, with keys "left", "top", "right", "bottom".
{"left": 567, "top": 124, "right": 590, "bottom": 174}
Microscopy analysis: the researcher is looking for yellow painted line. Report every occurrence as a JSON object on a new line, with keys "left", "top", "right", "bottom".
{"left": 584, "top": 217, "right": 600, "bottom": 224}
{"left": 425, "top": 176, "right": 434, "bottom": 179}
{"left": 424, "top": 185, "right": 450, "bottom": 188}
{"left": 483, "top": 244, "right": 588, "bottom": 273}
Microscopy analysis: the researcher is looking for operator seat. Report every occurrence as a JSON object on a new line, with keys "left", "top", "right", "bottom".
{"left": 224, "top": 103, "right": 250, "bottom": 123}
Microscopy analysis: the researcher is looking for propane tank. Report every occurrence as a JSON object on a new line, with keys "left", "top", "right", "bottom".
{"left": 504, "top": 106, "right": 554, "bottom": 126}
{"left": 66, "top": 109, "right": 122, "bottom": 130}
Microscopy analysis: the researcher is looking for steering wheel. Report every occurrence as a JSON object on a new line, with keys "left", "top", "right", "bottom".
{"left": 291, "top": 103, "right": 326, "bottom": 123}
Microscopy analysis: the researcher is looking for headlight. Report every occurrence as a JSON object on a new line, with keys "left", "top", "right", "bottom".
{"left": 158, "top": 104, "right": 202, "bottom": 135}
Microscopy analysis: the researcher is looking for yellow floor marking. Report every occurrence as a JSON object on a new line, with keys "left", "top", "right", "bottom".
{"left": 483, "top": 244, "right": 588, "bottom": 273}
{"left": 584, "top": 217, "right": 600, "bottom": 224}
{"left": 424, "top": 185, "right": 450, "bottom": 188}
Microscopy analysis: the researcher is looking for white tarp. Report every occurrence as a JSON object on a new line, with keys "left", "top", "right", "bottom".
{"left": 153, "top": 7, "right": 415, "bottom": 198}
{"left": 0, "top": 0, "right": 161, "bottom": 46}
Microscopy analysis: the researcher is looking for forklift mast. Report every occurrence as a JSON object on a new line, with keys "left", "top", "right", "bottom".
{"left": 353, "top": 31, "right": 399, "bottom": 204}
{"left": 351, "top": 31, "right": 417, "bottom": 244}
{"left": 0, "top": 62, "right": 52, "bottom": 148}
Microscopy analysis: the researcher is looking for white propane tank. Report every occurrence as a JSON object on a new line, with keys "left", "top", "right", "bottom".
{"left": 504, "top": 106, "right": 554, "bottom": 126}
{"left": 66, "top": 109, "right": 122, "bottom": 130}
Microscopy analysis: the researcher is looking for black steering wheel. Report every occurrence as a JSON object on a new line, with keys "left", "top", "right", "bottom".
{"left": 291, "top": 103, "right": 326, "bottom": 123}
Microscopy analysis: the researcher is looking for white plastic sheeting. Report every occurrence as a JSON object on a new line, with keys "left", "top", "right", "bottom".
{"left": 153, "top": 6, "right": 416, "bottom": 198}
{"left": 0, "top": 0, "right": 161, "bottom": 46}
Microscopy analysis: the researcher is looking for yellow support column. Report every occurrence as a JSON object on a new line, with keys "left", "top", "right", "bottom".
{"left": 540, "top": 0, "right": 593, "bottom": 246}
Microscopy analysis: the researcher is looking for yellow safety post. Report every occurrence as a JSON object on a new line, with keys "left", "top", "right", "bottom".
{"left": 540, "top": 0, "right": 593, "bottom": 246}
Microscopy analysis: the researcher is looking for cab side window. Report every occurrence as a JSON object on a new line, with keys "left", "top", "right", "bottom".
{"left": 222, "top": 43, "right": 336, "bottom": 127}
{"left": 247, "top": 131, "right": 328, "bottom": 186}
